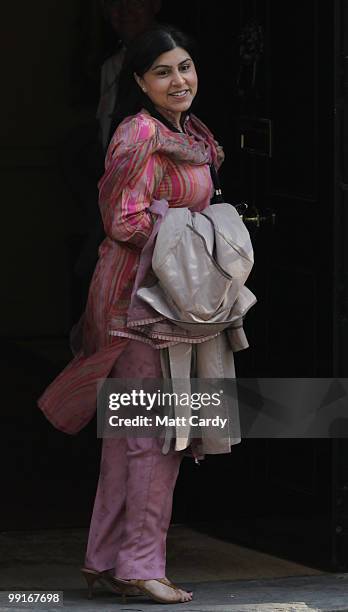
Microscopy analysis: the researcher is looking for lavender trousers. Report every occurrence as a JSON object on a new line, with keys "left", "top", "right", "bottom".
{"left": 84, "top": 340, "right": 183, "bottom": 580}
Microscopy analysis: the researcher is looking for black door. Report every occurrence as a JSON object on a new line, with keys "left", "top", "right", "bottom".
{"left": 163, "top": 0, "right": 348, "bottom": 571}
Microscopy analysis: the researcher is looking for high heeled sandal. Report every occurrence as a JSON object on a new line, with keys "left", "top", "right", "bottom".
{"left": 128, "top": 577, "right": 193, "bottom": 604}
{"left": 81, "top": 568, "right": 141, "bottom": 601}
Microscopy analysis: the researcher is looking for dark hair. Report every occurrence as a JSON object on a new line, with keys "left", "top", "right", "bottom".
{"left": 111, "top": 25, "right": 197, "bottom": 131}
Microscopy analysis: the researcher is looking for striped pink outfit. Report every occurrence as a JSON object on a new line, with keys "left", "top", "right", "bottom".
{"left": 38, "top": 110, "right": 223, "bottom": 578}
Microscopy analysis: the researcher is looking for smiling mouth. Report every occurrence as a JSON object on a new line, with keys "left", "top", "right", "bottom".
{"left": 169, "top": 90, "right": 190, "bottom": 98}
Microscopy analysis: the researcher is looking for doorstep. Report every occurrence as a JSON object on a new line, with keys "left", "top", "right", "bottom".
{"left": 1, "top": 573, "right": 348, "bottom": 612}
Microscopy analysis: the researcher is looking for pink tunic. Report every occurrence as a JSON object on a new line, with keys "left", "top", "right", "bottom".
{"left": 38, "top": 111, "right": 223, "bottom": 434}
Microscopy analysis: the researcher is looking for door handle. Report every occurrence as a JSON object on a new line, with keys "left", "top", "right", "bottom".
{"left": 243, "top": 206, "right": 276, "bottom": 227}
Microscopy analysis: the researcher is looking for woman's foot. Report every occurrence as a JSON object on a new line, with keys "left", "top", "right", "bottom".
{"left": 126, "top": 577, "right": 193, "bottom": 603}
{"left": 163, "top": 577, "right": 193, "bottom": 601}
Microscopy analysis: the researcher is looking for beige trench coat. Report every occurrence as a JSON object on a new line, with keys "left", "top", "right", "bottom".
{"left": 136, "top": 203, "right": 257, "bottom": 455}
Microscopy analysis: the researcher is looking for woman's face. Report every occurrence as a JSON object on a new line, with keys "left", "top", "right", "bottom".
{"left": 136, "top": 47, "right": 198, "bottom": 123}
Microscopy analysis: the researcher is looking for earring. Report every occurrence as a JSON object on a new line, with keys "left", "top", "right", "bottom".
{"left": 142, "top": 88, "right": 147, "bottom": 93}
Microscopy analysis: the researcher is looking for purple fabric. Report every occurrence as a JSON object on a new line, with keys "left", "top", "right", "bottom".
{"left": 84, "top": 340, "right": 183, "bottom": 579}
{"left": 85, "top": 436, "right": 182, "bottom": 579}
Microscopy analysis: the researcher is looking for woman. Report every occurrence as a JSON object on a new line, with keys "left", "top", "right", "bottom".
{"left": 39, "top": 26, "right": 225, "bottom": 604}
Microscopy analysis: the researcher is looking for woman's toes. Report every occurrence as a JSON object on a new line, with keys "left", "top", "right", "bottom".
{"left": 163, "top": 577, "right": 193, "bottom": 601}
{"left": 177, "top": 588, "right": 192, "bottom": 601}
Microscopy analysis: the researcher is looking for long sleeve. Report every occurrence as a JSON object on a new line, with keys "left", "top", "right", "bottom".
{"left": 98, "top": 115, "right": 165, "bottom": 248}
